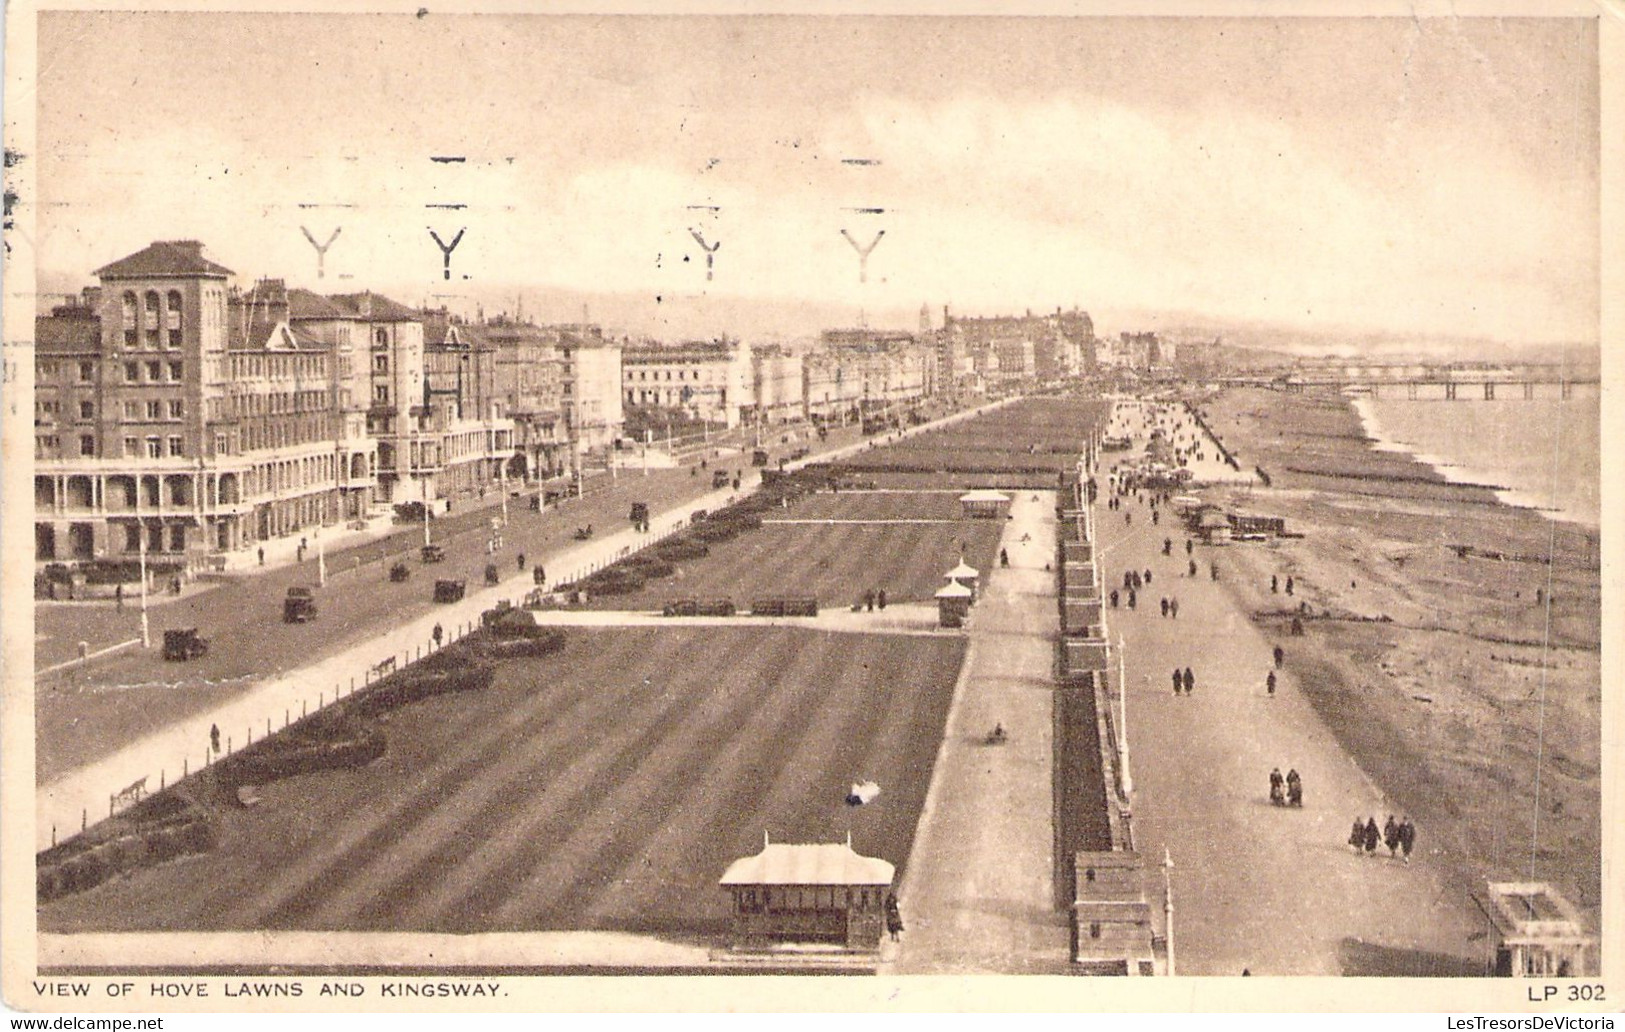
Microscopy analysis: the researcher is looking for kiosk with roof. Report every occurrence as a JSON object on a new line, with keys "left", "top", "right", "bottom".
{"left": 1476, "top": 882, "right": 1598, "bottom": 977}
{"left": 719, "top": 838, "right": 896, "bottom": 952}
{"left": 958, "top": 489, "right": 1011, "bottom": 519}
{"left": 934, "top": 579, "right": 974, "bottom": 628}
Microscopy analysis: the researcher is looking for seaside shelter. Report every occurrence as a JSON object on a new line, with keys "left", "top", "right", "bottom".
{"left": 1072, "top": 850, "right": 1160, "bottom": 975}
{"left": 1195, "top": 508, "right": 1232, "bottom": 544}
{"left": 719, "top": 839, "right": 896, "bottom": 952}
{"left": 1476, "top": 882, "right": 1598, "bottom": 977}
{"left": 946, "top": 560, "right": 981, "bottom": 596}
{"left": 935, "top": 580, "right": 973, "bottom": 628}
{"left": 958, "top": 489, "right": 1011, "bottom": 519}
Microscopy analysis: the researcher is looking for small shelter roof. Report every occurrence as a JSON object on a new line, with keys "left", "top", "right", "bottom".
{"left": 947, "top": 560, "right": 980, "bottom": 578}
{"left": 935, "top": 581, "right": 974, "bottom": 599}
{"left": 959, "top": 489, "right": 1010, "bottom": 503}
{"left": 720, "top": 842, "right": 895, "bottom": 887}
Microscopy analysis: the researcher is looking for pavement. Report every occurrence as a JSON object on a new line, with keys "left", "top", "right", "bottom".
{"left": 34, "top": 398, "right": 1014, "bottom": 852}
{"left": 881, "top": 490, "right": 1073, "bottom": 974}
{"left": 1094, "top": 401, "right": 1487, "bottom": 976}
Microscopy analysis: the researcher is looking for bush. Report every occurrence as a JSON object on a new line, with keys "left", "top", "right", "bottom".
{"left": 625, "top": 556, "right": 675, "bottom": 579}
{"left": 584, "top": 568, "right": 645, "bottom": 596}
{"left": 216, "top": 731, "right": 386, "bottom": 791}
{"left": 655, "top": 540, "right": 709, "bottom": 561}
{"left": 691, "top": 523, "right": 739, "bottom": 544}
{"left": 352, "top": 664, "right": 495, "bottom": 717}
{"left": 481, "top": 636, "right": 567, "bottom": 660}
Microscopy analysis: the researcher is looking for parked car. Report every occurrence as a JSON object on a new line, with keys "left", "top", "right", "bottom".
{"left": 282, "top": 586, "right": 318, "bottom": 623}
{"left": 433, "top": 579, "right": 466, "bottom": 603}
{"left": 420, "top": 544, "right": 446, "bottom": 563}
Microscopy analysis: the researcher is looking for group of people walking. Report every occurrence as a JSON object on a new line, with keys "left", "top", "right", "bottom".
{"left": 1268, "top": 767, "right": 1302, "bottom": 807}
{"left": 1171, "top": 666, "right": 1196, "bottom": 695}
{"left": 1350, "top": 814, "right": 1417, "bottom": 862}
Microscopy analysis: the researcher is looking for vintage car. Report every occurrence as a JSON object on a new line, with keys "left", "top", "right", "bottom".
{"left": 420, "top": 544, "right": 446, "bottom": 563}
{"left": 433, "top": 579, "right": 467, "bottom": 603}
{"left": 282, "top": 586, "right": 318, "bottom": 623}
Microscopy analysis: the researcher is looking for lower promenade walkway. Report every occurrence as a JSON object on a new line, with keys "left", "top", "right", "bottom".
{"left": 882, "top": 491, "right": 1072, "bottom": 974}
{"left": 1096, "top": 480, "right": 1486, "bottom": 975}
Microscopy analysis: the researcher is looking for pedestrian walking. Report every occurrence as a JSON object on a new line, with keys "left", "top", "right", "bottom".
{"left": 1125, "top": 511, "right": 1132, "bottom": 526}
{"left": 258, "top": 546, "right": 266, "bottom": 566}
{"left": 1168, "top": 598, "right": 1178, "bottom": 619}
{"left": 517, "top": 552, "right": 526, "bottom": 571}
{"left": 432, "top": 623, "right": 444, "bottom": 648}
{"left": 537, "top": 565, "right": 545, "bottom": 585}
{"left": 1110, "top": 589, "right": 1119, "bottom": 608}
{"left": 1189, "top": 559, "right": 1198, "bottom": 577}
{"left": 210, "top": 723, "right": 221, "bottom": 755}
{"left": 1124, "top": 571, "right": 1134, "bottom": 591}
{"left": 885, "top": 892, "right": 904, "bottom": 942}
{"left": 1182, "top": 667, "right": 1194, "bottom": 694}
{"left": 877, "top": 589, "right": 887, "bottom": 610}
{"left": 1127, "top": 589, "right": 1137, "bottom": 609}
{"left": 1173, "top": 668, "right": 1183, "bottom": 695}
{"left": 1186, "top": 538, "right": 1194, "bottom": 555}
{"left": 1363, "top": 817, "right": 1381, "bottom": 856}
{"left": 1285, "top": 576, "right": 1294, "bottom": 596}
{"left": 865, "top": 589, "right": 876, "bottom": 612}
{"left": 1163, "top": 538, "right": 1172, "bottom": 556}
{"left": 1143, "top": 568, "right": 1153, "bottom": 586}
{"left": 1152, "top": 509, "right": 1160, "bottom": 525}
{"left": 1271, "top": 574, "right": 1279, "bottom": 594}
{"left": 1384, "top": 815, "right": 1400, "bottom": 858}
{"left": 1266, "top": 671, "right": 1277, "bottom": 696}
{"left": 114, "top": 583, "right": 124, "bottom": 610}
{"left": 1160, "top": 597, "right": 1169, "bottom": 618}
{"left": 1273, "top": 645, "right": 1284, "bottom": 668}
{"left": 1348, "top": 818, "right": 1366, "bottom": 852}
{"left": 1399, "top": 818, "right": 1416, "bottom": 862}
{"left": 1210, "top": 561, "right": 1219, "bottom": 581}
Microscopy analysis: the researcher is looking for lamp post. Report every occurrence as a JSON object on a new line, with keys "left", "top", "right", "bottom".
{"left": 1117, "top": 633, "right": 1132, "bottom": 797}
{"left": 1162, "top": 846, "right": 1176, "bottom": 976}
{"left": 138, "top": 525, "right": 150, "bottom": 649}
{"left": 316, "top": 527, "right": 326, "bottom": 587}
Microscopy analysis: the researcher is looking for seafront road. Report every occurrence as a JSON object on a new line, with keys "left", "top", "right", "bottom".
{"left": 884, "top": 490, "right": 1073, "bottom": 974}
{"left": 1096, "top": 414, "right": 1488, "bottom": 975}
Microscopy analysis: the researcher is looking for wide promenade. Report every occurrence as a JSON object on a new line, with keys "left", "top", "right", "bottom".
{"left": 1096, "top": 403, "right": 1487, "bottom": 975}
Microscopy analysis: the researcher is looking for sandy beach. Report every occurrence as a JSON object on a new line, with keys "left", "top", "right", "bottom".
{"left": 1190, "top": 387, "right": 1601, "bottom": 935}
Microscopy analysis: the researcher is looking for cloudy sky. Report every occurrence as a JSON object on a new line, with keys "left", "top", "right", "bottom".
{"left": 33, "top": 13, "right": 1599, "bottom": 343}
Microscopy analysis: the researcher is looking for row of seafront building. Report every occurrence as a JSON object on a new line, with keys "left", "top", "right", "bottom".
{"left": 31, "top": 239, "right": 1107, "bottom": 568}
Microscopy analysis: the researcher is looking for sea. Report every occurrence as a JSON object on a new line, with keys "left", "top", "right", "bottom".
{"left": 1350, "top": 386, "right": 1601, "bottom": 530}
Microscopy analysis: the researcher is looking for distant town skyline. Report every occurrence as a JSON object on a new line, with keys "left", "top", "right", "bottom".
{"left": 33, "top": 12, "right": 1600, "bottom": 346}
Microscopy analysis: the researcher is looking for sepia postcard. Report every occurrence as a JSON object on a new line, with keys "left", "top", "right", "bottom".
{"left": 2, "top": 0, "right": 1620, "bottom": 1015}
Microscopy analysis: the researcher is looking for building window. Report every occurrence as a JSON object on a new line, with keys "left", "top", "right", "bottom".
{"left": 374, "top": 328, "right": 388, "bottom": 349}
{"left": 146, "top": 400, "right": 163, "bottom": 420}
{"left": 373, "top": 384, "right": 390, "bottom": 404}
{"left": 80, "top": 435, "right": 96, "bottom": 457}
{"left": 170, "top": 360, "right": 184, "bottom": 381}
{"left": 125, "top": 329, "right": 138, "bottom": 347}
{"left": 169, "top": 399, "right": 184, "bottom": 419}
{"left": 124, "top": 362, "right": 139, "bottom": 382}
{"left": 123, "top": 401, "right": 140, "bottom": 420}
{"left": 79, "top": 400, "right": 94, "bottom": 420}
{"left": 373, "top": 354, "right": 389, "bottom": 373}
{"left": 124, "top": 524, "right": 141, "bottom": 551}
{"left": 146, "top": 361, "right": 162, "bottom": 381}
{"left": 215, "top": 434, "right": 228, "bottom": 455}
{"left": 122, "top": 291, "right": 137, "bottom": 330}
{"left": 124, "top": 436, "right": 138, "bottom": 457}
{"left": 144, "top": 291, "right": 160, "bottom": 326}
{"left": 38, "top": 360, "right": 58, "bottom": 379}
{"left": 144, "top": 437, "right": 161, "bottom": 459}
{"left": 168, "top": 436, "right": 184, "bottom": 457}
{"left": 80, "top": 361, "right": 96, "bottom": 382}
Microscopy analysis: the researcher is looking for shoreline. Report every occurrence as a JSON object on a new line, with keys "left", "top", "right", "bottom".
{"left": 1347, "top": 395, "right": 1600, "bottom": 531}
{"left": 1196, "top": 386, "right": 1601, "bottom": 937}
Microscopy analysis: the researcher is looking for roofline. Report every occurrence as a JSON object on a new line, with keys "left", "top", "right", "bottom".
{"left": 97, "top": 269, "right": 232, "bottom": 281}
